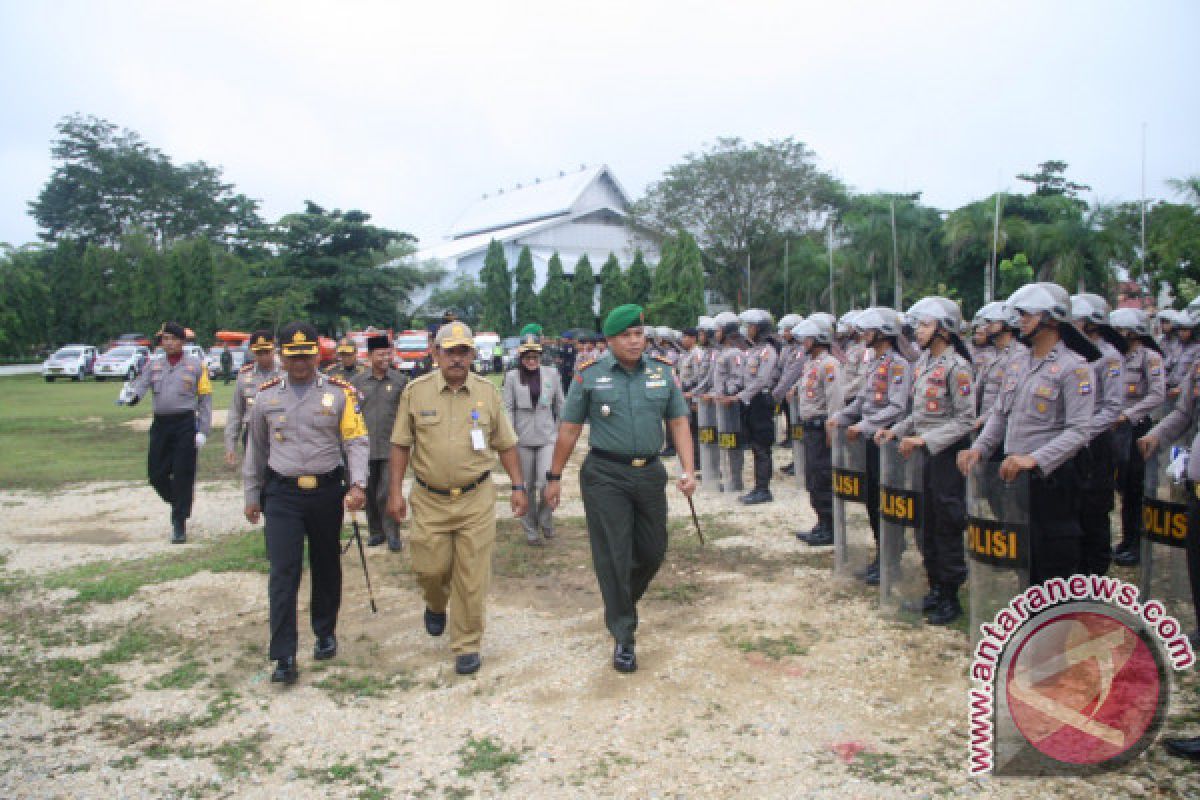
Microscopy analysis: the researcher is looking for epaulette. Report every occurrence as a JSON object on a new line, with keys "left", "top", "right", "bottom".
{"left": 239, "top": 363, "right": 253, "bottom": 372}
{"left": 258, "top": 376, "right": 282, "bottom": 391}
{"left": 327, "top": 375, "right": 355, "bottom": 391}
{"left": 651, "top": 354, "right": 673, "bottom": 366}
{"left": 577, "top": 358, "right": 597, "bottom": 371}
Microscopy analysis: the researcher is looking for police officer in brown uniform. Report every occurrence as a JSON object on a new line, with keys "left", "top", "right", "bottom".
{"left": 790, "top": 316, "right": 843, "bottom": 545}
{"left": 326, "top": 337, "right": 364, "bottom": 381}
{"left": 351, "top": 334, "right": 408, "bottom": 550}
{"left": 242, "top": 322, "right": 369, "bottom": 685}
{"left": 1069, "top": 294, "right": 1127, "bottom": 576}
{"left": 876, "top": 297, "right": 976, "bottom": 624}
{"left": 119, "top": 321, "right": 213, "bottom": 544}
{"left": 959, "top": 283, "right": 1100, "bottom": 585}
{"left": 224, "top": 330, "right": 281, "bottom": 466}
{"left": 1109, "top": 308, "right": 1167, "bottom": 566}
{"left": 827, "top": 307, "right": 914, "bottom": 584}
{"left": 387, "top": 321, "right": 528, "bottom": 675}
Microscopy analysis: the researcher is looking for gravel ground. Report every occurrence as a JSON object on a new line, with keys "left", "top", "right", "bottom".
{"left": 1, "top": 436, "right": 1196, "bottom": 799}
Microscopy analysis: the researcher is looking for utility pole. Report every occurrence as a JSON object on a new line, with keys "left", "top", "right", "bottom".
{"left": 828, "top": 220, "right": 836, "bottom": 317}
{"left": 746, "top": 252, "right": 751, "bottom": 308}
{"left": 783, "top": 238, "right": 789, "bottom": 312}
{"left": 988, "top": 192, "right": 1003, "bottom": 304}
{"left": 890, "top": 198, "right": 901, "bottom": 308}
{"left": 1141, "top": 123, "right": 1148, "bottom": 281}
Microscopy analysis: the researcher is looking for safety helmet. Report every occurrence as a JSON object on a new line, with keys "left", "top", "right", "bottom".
{"left": 906, "top": 296, "right": 963, "bottom": 333}
{"left": 1069, "top": 293, "right": 1110, "bottom": 326}
{"left": 696, "top": 315, "right": 717, "bottom": 332}
{"left": 778, "top": 313, "right": 803, "bottom": 332}
{"left": 1007, "top": 282, "right": 1071, "bottom": 323}
{"left": 972, "top": 301, "right": 1009, "bottom": 328}
{"left": 1185, "top": 299, "right": 1200, "bottom": 327}
{"left": 837, "top": 310, "right": 860, "bottom": 336}
{"left": 792, "top": 317, "right": 833, "bottom": 345}
{"left": 854, "top": 307, "right": 903, "bottom": 337}
{"left": 807, "top": 312, "right": 836, "bottom": 331}
{"left": 713, "top": 311, "right": 740, "bottom": 335}
{"left": 738, "top": 308, "right": 775, "bottom": 332}
{"left": 1109, "top": 307, "right": 1151, "bottom": 337}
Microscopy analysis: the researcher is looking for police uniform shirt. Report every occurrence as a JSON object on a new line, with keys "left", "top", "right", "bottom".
{"left": 242, "top": 374, "right": 369, "bottom": 505}
{"left": 691, "top": 345, "right": 720, "bottom": 395}
{"left": 130, "top": 353, "right": 213, "bottom": 434}
{"left": 975, "top": 340, "right": 1028, "bottom": 417}
{"left": 839, "top": 342, "right": 871, "bottom": 402}
{"left": 713, "top": 342, "right": 746, "bottom": 398}
{"left": 677, "top": 345, "right": 700, "bottom": 391}
{"left": 1087, "top": 339, "right": 1125, "bottom": 438}
{"left": 772, "top": 344, "right": 809, "bottom": 402}
{"left": 834, "top": 350, "right": 913, "bottom": 436}
{"left": 391, "top": 371, "right": 518, "bottom": 490}
{"left": 352, "top": 367, "right": 408, "bottom": 460}
{"left": 1149, "top": 361, "right": 1200, "bottom": 455}
{"left": 1119, "top": 345, "right": 1167, "bottom": 425}
{"left": 972, "top": 340, "right": 1095, "bottom": 475}
{"left": 224, "top": 360, "right": 281, "bottom": 454}
{"left": 971, "top": 343, "right": 997, "bottom": 381}
{"left": 1166, "top": 340, "right": 1200, "bottom": 392}
{"left": 561, "top": 351, "right": 689, "bottom": 455}
{"left": 767, "top": 339, "right": 789, "bottom": 388}
{"left": 737, "top": 340, "right": 779, "bottom": 403}
{"left": 794, "top": 352, "right": 843, "bottom": 420}
{"left": 890, "top": 349, "right": 976, "bottom": 453}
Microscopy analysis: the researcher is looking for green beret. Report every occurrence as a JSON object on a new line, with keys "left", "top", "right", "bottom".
{"left": 518, "top": 323, "right": 543, "bottom": 337}
{"left": 602, "top": 304, "right": 645, "bottom": 337}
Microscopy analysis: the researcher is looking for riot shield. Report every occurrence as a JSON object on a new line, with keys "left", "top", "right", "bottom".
{"left": 697, "top": 398, "right": 723, "bottom": 493}
{"left": 832, "top": 426, "right": 872, "bottom": 581}
{"left": 878, "top": 440, "right": 927, "bottom": 617}
{"left": 716, "top": 399, "right": 745, "bottom": 493}
{"left": 787, "top": 394, "right": 806, "bottom": 487}
{"left": 966, "top": 461, "right": 1030, "bottom": 649}
{"left": 1140, "top": 428, "right": 1198, "bottom": 633}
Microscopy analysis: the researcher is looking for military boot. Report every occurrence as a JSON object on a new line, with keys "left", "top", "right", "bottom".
{"left": 171, "top": 517, "right": 186, "bottom": 544}
{"left": 927, "top": 586, "right": 963, "bottom": 626}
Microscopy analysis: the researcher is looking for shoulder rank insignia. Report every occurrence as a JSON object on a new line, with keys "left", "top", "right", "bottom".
{"left": 239, "top": 363, "right": 253, "bottom": 372}
{"left": 258, "top": 376, "right": 282, "bottom": 391}
{"left": 577, "top": 358, "right": 597, "bottom": 371}
{"left": 651, "top": 354, "right": 673, "bottom": 366}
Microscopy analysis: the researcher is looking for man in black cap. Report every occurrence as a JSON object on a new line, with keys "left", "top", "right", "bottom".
{"left": 225, "top": 330, "right": 281, "bottom": 467}
{"left": 352, "top": 334, "right": 408, "bottom": 550}
{"left": 119, "top": 321, "right": 213, "bottom": 543}
{"left": 326, "top": 336, "right": 364, "bottom": 381}
{"left": 243, "top": 321, "right": 369, "bottom": 685}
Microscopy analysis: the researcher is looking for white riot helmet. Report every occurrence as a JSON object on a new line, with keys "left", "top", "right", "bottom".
{"left": 854, "top": 307, "right": 903, "bottom": 338}
{"left": 808, "top": 312, "right": 836, "bottom": 330}
{"left": 792, "top": 317, "right": 833, "bottom": 346}
{"left": 739, "top": 308, "right": 775, "bottom": 333}
{"left": 713, "top": 311, "right": 740, "bottom": 336}
{"left": 1007, "top": 282, "right": 1071, "bottom": 322}
{"left": 906, "top": 296, "right": 963, "bottom": 333}
{"left": 1185, "top": 299, "right": 1200, "bottom": 327}
{"left": 778, "top": 313, "right": 803, "bottom": 333}
{"left": 973, "top": 301, "right": 1009, "bottom": 328}
{"left": 837, "top": 310, "right": 860, "bottom": 336}
{"left": 696, "top": 315, "right": 717, "bottom": 333}
{"left": 1069, "top": 293, "right": 1110, "bottom": 326}
{"left": 1109, "top": 308, "right": 1151, "bottom": 337}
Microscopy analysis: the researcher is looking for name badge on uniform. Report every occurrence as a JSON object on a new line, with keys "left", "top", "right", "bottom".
{"left": 646, "top": 379, "right": 667, "bottom": 388}
{"left": 322, "top": 392, "right": 335, "bottom": 407}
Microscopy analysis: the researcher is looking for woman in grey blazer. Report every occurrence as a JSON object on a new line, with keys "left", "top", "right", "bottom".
{"left": 503, "top": 334, "right": 565, "bottom": 545}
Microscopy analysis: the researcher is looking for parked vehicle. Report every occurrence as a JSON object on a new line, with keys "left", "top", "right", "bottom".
{"left": 109, "top": 332, "right": 152, "bottom": 350}
{"left": 501, "top": 336, "right": 521, "bottom": 370}
{"left": 473, "top": 332, "right": 501, "bottom": 373}
{"left": 42, "top": 345, "right": 98, "bottom": 382}
{"left": 206, "top": 345, "right": 246, "bottom": 377}
{"left": 393, "top": 330, "right": 431, "bottom": 374}
{"left": 93, "top": 345, "right": 150, "bottom": 381}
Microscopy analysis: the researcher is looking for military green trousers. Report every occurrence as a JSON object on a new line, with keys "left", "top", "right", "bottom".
{"left": 579, "top": 454, "right": 669, "bottom": 646}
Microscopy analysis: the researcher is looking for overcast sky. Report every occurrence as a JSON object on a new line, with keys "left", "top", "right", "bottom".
{"left": 2, "top": 1, "right": 1197, "bottom": 249}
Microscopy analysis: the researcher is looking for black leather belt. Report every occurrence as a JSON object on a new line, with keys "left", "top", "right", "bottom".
{"left": 802, "top": 416, "right": 827, "bottom": 429}
{"left": 590, "top": 448, "right": 659, "bottom": 467}
{"left": 415, "top": 471, "right": 491, "bottom": 497}
{"left": 267, "top": 466, "right": 344, "bottom": 490}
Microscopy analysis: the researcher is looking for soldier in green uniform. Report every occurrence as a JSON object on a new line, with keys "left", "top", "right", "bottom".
{"left": 544, "top": 304, "right": 697, "bottom": 673}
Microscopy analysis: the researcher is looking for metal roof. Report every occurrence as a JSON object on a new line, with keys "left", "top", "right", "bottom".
{"left": 447, "top": 165, "right": 628, "bottom": 239}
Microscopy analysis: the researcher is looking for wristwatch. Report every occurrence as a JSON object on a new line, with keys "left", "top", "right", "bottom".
{"left": 511, "top": 484, "right": 527, "bottom": 492}
{"left": 545, "top": 471, "right": 562, "bottom": 481}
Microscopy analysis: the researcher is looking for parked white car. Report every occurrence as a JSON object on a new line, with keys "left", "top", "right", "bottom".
{"left": 93, "top": 345, "right": 150, "bottom": 382}
{"left": 206, "top": 345, "right": 247, "bottom": 378}
{"left": 42, "top": 345, "right": 99, "bottom": 382}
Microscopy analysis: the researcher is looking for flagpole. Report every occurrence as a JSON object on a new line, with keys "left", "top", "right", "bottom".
{"left": 783, "top": 238, "right": 790, "bottom": 312}
{"left": 828, "top": 220, "right": 836, "bottom": 318}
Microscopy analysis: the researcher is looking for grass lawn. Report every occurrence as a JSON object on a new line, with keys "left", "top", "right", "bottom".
{"left": 0, "top": 373, "right": 240, "bottom": 490}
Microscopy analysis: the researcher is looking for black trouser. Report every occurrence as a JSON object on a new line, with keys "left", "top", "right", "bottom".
{"left": 147, "top": 411, "right": 197, "bottom": 524}
{"left": 1076, "top": 431, "right": 1115, "bottom": 575}
{"left": 579, "top": 455, "right": 669, "bottom": 646}
{"left": 687, "top": 405, "right": 700, "bottom": 465}
{"left": 1114, "top": 418, "right": 1152, "bottom": 548}
{"left": 781, "top": 400, "right": 792, "bottom": 445}
{"left": 920, "top": 439, "right": 968, "bottom": 589}
{"left": 802, "top": 417, "right": 832, "bottom": 521}
{"left": 263, "top": 474, "right": 344, "bottom": 660}
{"left": 1185, "top": 486, "right": 1200, "bottom": 629}
{"left": 365, "top": 459, "right": 397, "bottom": 539}
{"left": 866, "top": 439, "right": 882, "bottom": 545}
{"left": 1028, "top": 463, "right": 1083, "bottom": 586}
{"left": 742, "top": 392, "right": 775, "bottom": 490}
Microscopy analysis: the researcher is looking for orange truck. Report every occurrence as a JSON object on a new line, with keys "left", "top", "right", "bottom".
{"left": 392, "top": 329, "right": 431, "bottom": 374}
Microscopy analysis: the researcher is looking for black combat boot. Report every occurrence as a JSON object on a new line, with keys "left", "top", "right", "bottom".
{"left": 927, "top": 585, "right": 963, "bottom": 626}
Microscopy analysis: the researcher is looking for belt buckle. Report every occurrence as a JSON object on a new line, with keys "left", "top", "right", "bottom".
{"left": 297, "top": 475, "right": 318, "bottom": 490}
{"left": 631, "top": 457, "right": 647, "bottom": 467}
{"left": 1195, "top": 485, "right": 1200, "bottom": 501}
{"left": 450, "top": 487, "right": 462, "bottom": 498}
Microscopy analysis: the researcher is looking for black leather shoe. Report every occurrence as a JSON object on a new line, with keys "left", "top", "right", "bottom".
{"left": 1112, "top": 549, "right": 1140, "bottom": 567}
{"left": 613, "top": 643, "right": 637, "bottom": 673}
{"left": 1163, "top": 736, "right": 1200, "bottom": 761}
{"left": 271, "top": 657, "right": 298, "bottom": 685}
{"left": 455, "top": 653, "right": 481, "bottom": 675}
{"left": 424, "top": 608, "right": 447, "bottom": 637}
{"left": 918, "top": 585, "right": 944, "bottom": 613}
{"left": 927, "top": 591, "right": 963, "bottom": 626}
{"left": 171, "top": 519, "right": 186, "bottom": 544}
{"left": 387, "top": 532, "right": 403, "bottom": 552}
{"left": 805, "top": 528, "right": 834, "bottom": 547}
{"left": 739, "top": 489, "right": 774, "bottom": 505}
{"left": 864, "top": 559, "right": 880, "bottom": 586}
{"left": 367, "top": 532, "right": 386, "bottom": 547}
{"left": 313, "top": 634, "right": 337, "bottom": 660}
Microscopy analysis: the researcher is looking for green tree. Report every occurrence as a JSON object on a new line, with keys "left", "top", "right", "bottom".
{"left": 997, "top": 253, "right": 1034, "bottom": 298}
{"left": 626, "top": 249, "right": 652, "bottom": 306}
{"left": 649, "top": 238, "right": 677, "bottom": 311}
{"left": 537, "top": 252, "right": 571, "bottom": 336}
{"left": 597, "top": 252, "right": 627, "bottom": 319}
{"left": 647, "top": 233, "right": 706, "bottom": 328}
{"left": 512, "top": 245, "right": 539, "bottom": 328}
{"left": 571, "top": 254, "right": 596, "bottom": 330}
{"left": 479, "top": 239, "right": 512, "bottom": 334}
{"left": 634, "top": 137, "right": 844, "bottom": 308}
{"left": 0, "top": 245, "right": 53, "bottom": 357}
{"left": 1017, "top": 160, "right": 1091, "bottom": 201}
{"left": 427, "top": 275, "right": 485, "bottom": 329}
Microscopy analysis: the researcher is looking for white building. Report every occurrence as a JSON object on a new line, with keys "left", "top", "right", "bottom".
{"left": 408, "top": 165, "right": 660, "bottom": 311}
